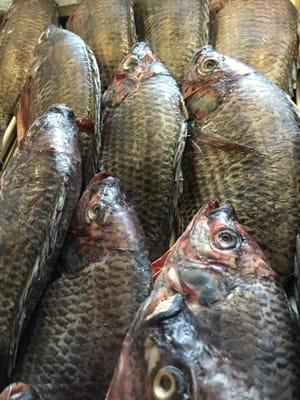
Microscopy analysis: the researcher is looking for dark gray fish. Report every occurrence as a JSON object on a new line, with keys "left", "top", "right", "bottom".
{"left": 0, "top": 383, "right": 40, "bottom": 400}
{"left": 101, "top": 42, "right": 187, "bottom": 261}
{"left": 138, "top": 0, "right": 209, "bottom": 83}
{"left": 156, "top": 200, "right": 300, "bottom": 399}
{"left": 67, "top": 0, "right": 137, "bottom": 88}
{"left": 179, "top": 45, "right": 300, "bottom": 281}
{"left": 17, "top": 25, "right": 101, "bottom": 189}
{"left": 106, "top": 287, "right": 263, "bottom": 399}
{"left": 0, "top": 105, "right": 82, "bottom": 388}
{"left": 209, "top": 0, "right": 299, "bottom": 94}
{"left": 0, "top": 0, "right": 58, "bottom": 148}
{"left": 16, "top": 173, "right": 152, "bottom": 399}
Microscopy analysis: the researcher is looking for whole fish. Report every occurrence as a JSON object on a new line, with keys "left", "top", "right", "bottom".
{"left": 179, "top": 45, "right": 300, "bottom": 281}
{"left": 101, "top": 42, "right": 187, "bottom": 261}
{"left": 17, "top": 24, "right": 101, "bottom": 189}
{"left": 16, "top": 173, "right": 152, "bottom": 399}
{"left": 155, "top": 200, "right": 300, "bottom": 399}
{"left": 0, "top": 105, "right": 81, "bottom": 388}
{"left": 209, "top": 0, "right": 299, "bottom": 94}
{"left": 67, "top": 0, "right": 137, "bottom": 88}
{"left": 0, "top": 0, "right": 58, "bottom": 148}
{"left": 138, "top": 0, "right": 209, "bottom": 83}
{"left": 0, "top": 384, "right": 40, "bottom": 400}
{"left": 106, "top": 287, "right": 263, "bottom": 399}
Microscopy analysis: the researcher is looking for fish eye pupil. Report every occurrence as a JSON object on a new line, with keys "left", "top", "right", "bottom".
{"left": 160, "top": 375, "right": 172, "bottom": 391}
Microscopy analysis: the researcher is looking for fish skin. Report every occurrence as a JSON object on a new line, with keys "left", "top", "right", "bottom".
{"left": 0, "top": 0, "right": 58, "bottom": 147}
{"left": 15, "top": 174, "right": 152, "bottom": 400}
{"left": 157, "top": 201, "right": 300, "bottom": 399}
{"left": 17, "top": 25, "right": 101, "bottom": 190}
{"left": 67, "top": 0, "right": 137, "bottom": 88}
{"left": 209, "top": 0, "right": 299, "bottom": 95}
{"left": 0, "top": 105, "right": 82, "bottom": 388}
{"left": 0, "top": 383, "right": 40, "bottom": 400}
{"left": 179, "top": 45, "right": 300, "bottom": 281}
{"left": 106, "top": 287, "right": 263, "bottom": 400}
{"left": 101, "top": 42, "right": 187, "bottom": 261}
{"left": 139, "top": 0, "right": 209, "bottom": 84}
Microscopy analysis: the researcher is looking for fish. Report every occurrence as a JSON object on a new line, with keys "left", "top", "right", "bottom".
{"left": 209, "top": 0, "right": 299, "bottom": 94}
{"left": 0, "top": 383, "right": 40, "bottom": 400}
{"left": 0, "top": 105, "right": 82, "bottom": 388}
{"left": 17, "top": 24, "right": 101, "bottom": 189}
{"left": 179, "top": 45, "right": 300, "bottom": 281}
{"left": 155, "top": 200, "right": 300, "bottom": 399}
{"left": 100, "top": 42, "right": 187, "bottom": 261}
{"left": 15, "top": 173, "right": 152, "bottom": 399}
{"left": 138, "top": 0, "right": 209, "bottom": 84}
{"left": 106, "top": 287, "right": 263, "bottom": 399}
{"left": 67, "top": 0, "right": 137, "bottom": 88}
{"left": 0, "top": 0, "right": 58, "bottom": 149}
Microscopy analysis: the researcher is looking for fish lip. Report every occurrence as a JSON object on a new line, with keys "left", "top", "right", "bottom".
{"left": 0, "top": 383, "right": 30, "bottom": 400}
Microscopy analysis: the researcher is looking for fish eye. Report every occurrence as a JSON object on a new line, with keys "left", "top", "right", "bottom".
{"left": 199, "top": 57, "right": 218, "bottom": 73}
{"left": 87, "top": 203, "right": 105, "bottom": 221}
{"left": 152, "top": 366, "right": 188, "bottom": 400}
{"left": 214, "top": 229, "right": 240, "bottom": 250}
{"left": 123, "top": 56, "right": 139, "bottom": 71}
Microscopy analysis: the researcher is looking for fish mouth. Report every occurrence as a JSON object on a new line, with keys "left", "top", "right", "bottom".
{"left": 130, "top": 42, "right": 157, "bottom": 63}
{"left": 0, "top": 383, "right": 30, "bottom": 400}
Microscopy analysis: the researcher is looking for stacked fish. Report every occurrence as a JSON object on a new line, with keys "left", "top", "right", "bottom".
{"left": 0, "top": 0, "right": 299, "bottom": 399}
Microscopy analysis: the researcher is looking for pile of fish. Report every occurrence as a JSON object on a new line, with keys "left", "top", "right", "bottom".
{"left": 0, "top": 0, "right": 299, "bottom": 398}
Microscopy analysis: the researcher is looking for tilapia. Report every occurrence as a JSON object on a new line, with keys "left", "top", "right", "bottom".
{"left": 101, "top": 42, "right": 187, "bottom": 261}
{"left": 0, "top": 0, "right": 58, "bottom": 148}
{"left": 0, "top": 105, "right": 81, "bottom": 388}
{"left": 106, "top": 287, "right": 263, "bottom": 399}
{"left": 138, "top": 0, "right": 209, "bottom": 83}
{"left": 179, "top": 45, "right": 300, "bottom": 281}
{"left": 67, "top": 0, "right": 137, "bottom": 88}
{"left": 16, "top": 173, "right": 152, "bottom": 399}
{"left": 0, "top": 384, "right": 40, "bottom": 400}
{"left": 156, "top": 200, "right": 300, "bottom": 399}
{"left": 209, "top": 0, "right": 299, "bottom": 94}
{"left": 17, "top": 25, "right": 101, "bottom": 189}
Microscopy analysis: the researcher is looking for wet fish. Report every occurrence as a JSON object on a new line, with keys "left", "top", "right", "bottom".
{"left": 209, "top": 0, "right": 299, "bottom": 94}
{"left": 0, "top": 0, "right": 58, "bottom": 148}
{"left": 15, "top": 173, "right": 152, "bottom": 399}
{"left": 0, "top": 105, "right": 82, "bottom": 388}
{"left": 67, "top": 0, "right": 137, "bottom": 88}
{"left": 106, "top": 287, "right": 263, "bottom": 399}
{"left": 179, "top": 45, "right": 300, "bottom": 281}
{"left": 0, "top": 383, "right": 40, "bottom": 400}
{"left": 101, "top": 42, "right": 187, "bottom": 261}
{"left": 156, "top": 200, "right": 300, "bottom": 399}
{"left": 138, "top": 0, "right": 209, "bottom": 83}
{"left": 17, "top": 24, "right": 101, "bottom": 189}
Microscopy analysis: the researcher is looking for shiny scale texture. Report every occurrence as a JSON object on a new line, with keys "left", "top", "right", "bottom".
{"left": 17, "top": 25, "right": 101, "bottom": 190}
{"left": 0, "top": 105, "right": 81, "bottom": 388}
{"left": 0, "top": 0, "right": 58, "bottom": 143}
{"left": 67, "top": 0, "right": 137, "bottom": 88}
{"left": 209, "top": 0, "right": 299, "bottom": 94}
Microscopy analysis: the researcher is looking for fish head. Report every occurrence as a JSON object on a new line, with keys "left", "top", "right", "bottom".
{"left": 0, "top": 383, "right": 40, "bottom": 400}
{"left": 71, "top": 172, "right": 145, "bottom": 253}
{"left": 103, "top": 42, "right": 168, "bottom": 110}
{"left": 106, "top": 287, "right": 259, "bottom": 400}
{"left": 162, "top": 200, "right": 274, "bottom": 304}
{"left": 182, "top": 45, "right": 253, "bottom": 119}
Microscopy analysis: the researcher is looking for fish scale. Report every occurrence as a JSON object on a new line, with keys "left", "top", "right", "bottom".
{"left": 180, "top": 51, "right": 300, "bottom": 280}
{"left": 0, "top": 0, "right": 58, "bottom": 144}
{"left": 140, "top": 0, "right": 209, "bottom": 84}
{"left": 16, "top": 175, "right": 152, "bottom": 399}
{"left": 0, "top": 105, "right": 81, "bottom": 388}
{"left": 67, "top": 0, "right": 137, "bottom": 88}
{"left": 17, "top": 25, "right": 101, "bottom": 190}
{"left": 101, "top": 69, "right": 187, "bottom": 261}
{"left": 209, "top": 0, "right": 299, "bottom": 94}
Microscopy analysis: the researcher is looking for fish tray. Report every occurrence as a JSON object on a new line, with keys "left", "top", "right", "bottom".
{"left": 0, "top": 0, "right": 78, "bottom": 17}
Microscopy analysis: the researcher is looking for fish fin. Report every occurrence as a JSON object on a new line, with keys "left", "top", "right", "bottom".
{"left": 152, "top": 248, "right": 173, "bottom": 277}
{"left": 199, "top": 128, "right": 264, "bottom": 156}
